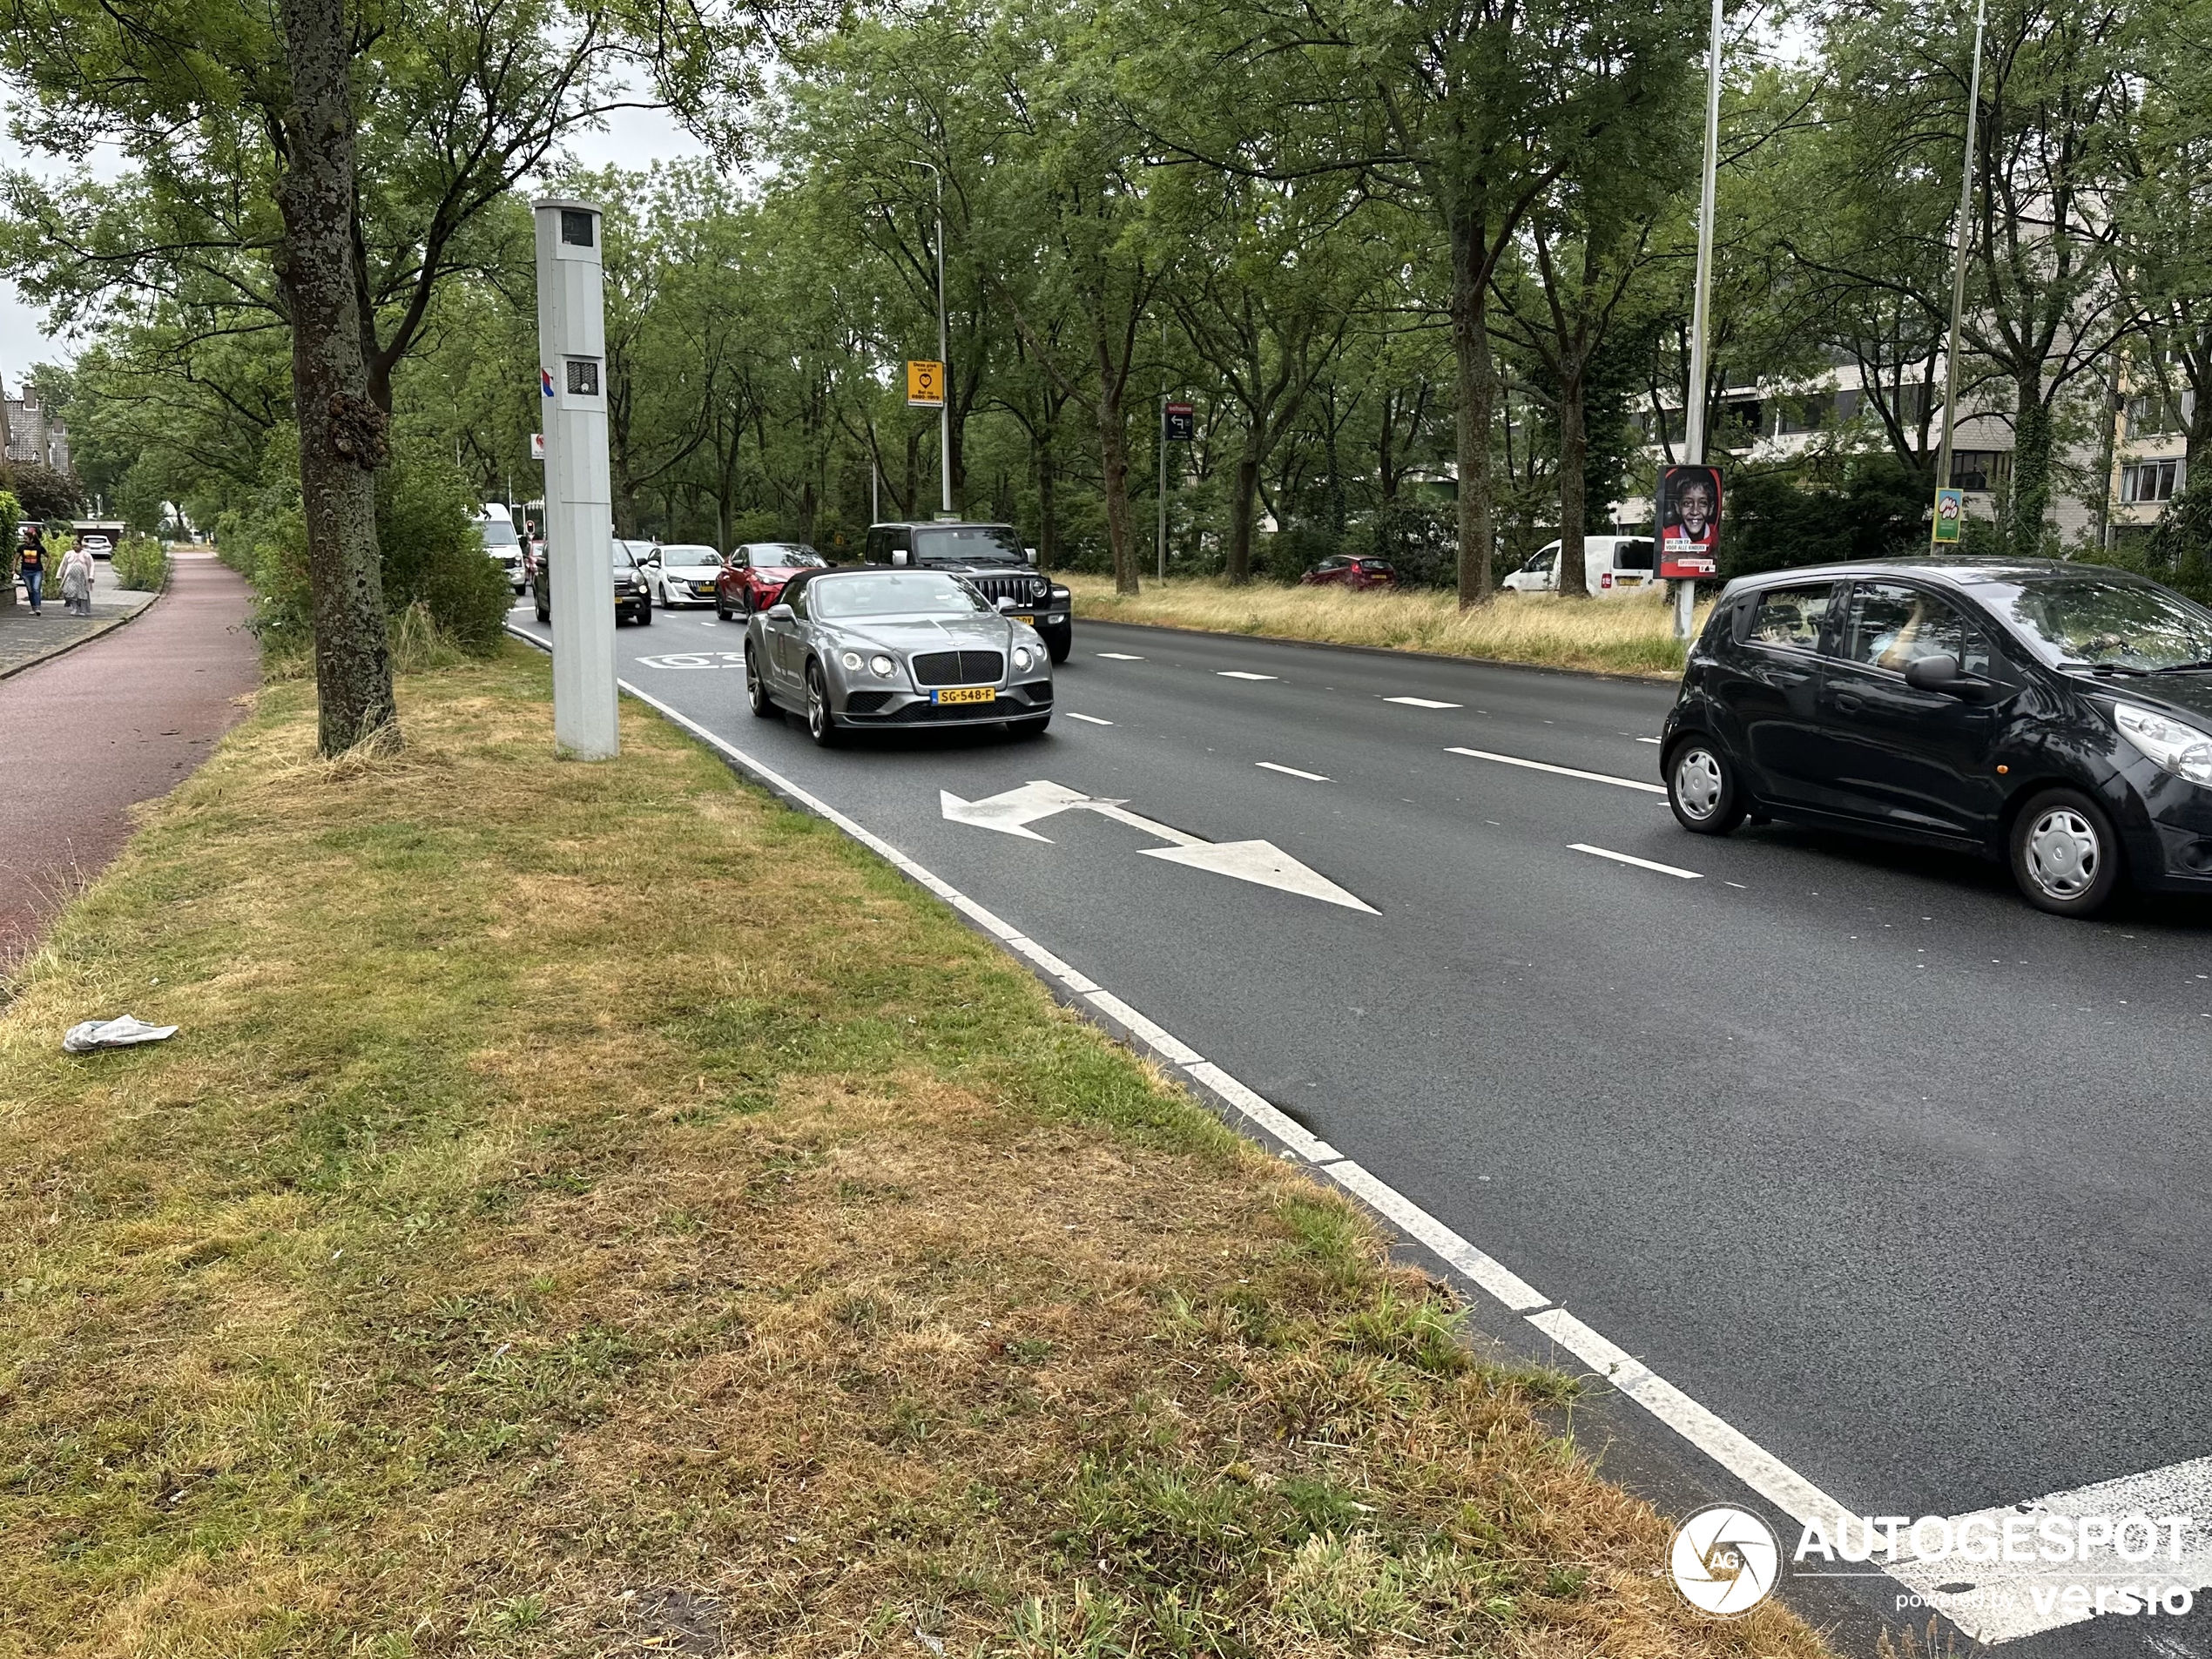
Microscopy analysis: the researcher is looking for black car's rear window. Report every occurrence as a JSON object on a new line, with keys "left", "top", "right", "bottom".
{"left": 913, "top": 526, "right": 1024, "bottom": 565}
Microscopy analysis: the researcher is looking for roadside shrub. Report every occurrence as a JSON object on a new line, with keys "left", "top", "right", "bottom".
{"left": 111, "top": 531, "right": 168, "bottom": 591}
{"left": 376, "top": 455, "right": 510, "bottom": 656}
{"left": 1722, "top": 457, "right": 1927, "bottom": 578}
{"left": 0, "top": 489, "right": 18, "bottom": 593}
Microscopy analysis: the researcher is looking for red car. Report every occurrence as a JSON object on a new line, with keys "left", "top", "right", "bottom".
{"left": 1300, "top": 555, "right": 1397, "bottom": 590}
{"left": 716, "top": 542, "right": 831, "bottom": 619}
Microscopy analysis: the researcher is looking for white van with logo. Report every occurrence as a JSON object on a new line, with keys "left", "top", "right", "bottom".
{"left": 1503, "top": 535, "right": 1657, "bottom": 597}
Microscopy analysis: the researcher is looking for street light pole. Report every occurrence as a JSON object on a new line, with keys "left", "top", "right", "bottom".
{"left": 1933, "top": 0, "right": 1989, "bottom": 521}
{"left": 1677, "top": 0, "right": 1724, "bottom": 643}
{"left": 910, "top": 161, "right": 953, "bottom": 518}
{"left": 1157, "top": 317, "right": 1168, "bottom": 582}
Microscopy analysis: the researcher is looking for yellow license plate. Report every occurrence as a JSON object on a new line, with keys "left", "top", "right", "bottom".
{"left": 934, "top": 686, "right": 996, "bottom": 705}
{"left": 1010, "top": 614, "right": 1035, "bottom": 625}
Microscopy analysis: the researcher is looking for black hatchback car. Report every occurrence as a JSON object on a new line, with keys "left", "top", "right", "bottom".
{"left": 1661, "top": 558, "right": 2212, "bottom": 917}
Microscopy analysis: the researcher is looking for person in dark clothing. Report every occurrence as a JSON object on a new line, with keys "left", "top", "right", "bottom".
{"left": 18, "top": 525, "right": 46, "bottom": 617}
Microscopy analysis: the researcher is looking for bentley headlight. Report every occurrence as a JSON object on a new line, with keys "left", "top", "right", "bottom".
{"left": 870, "top": 655, "right": 894, "bottom": 678}
{"left": 840, "top": 651, "right": 863, "bottom": 671}
{"left": 1012, "top": 644, "right": 1034, "bottom": 671}
{"left": 2113, "top": 702, "right": 2212, "bottom": 786}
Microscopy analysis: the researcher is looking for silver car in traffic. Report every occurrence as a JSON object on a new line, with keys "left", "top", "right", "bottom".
{"left": 745, "top": 568, "right": 1054, "bottom": 745}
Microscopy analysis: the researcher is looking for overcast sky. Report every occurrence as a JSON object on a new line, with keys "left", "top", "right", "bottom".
{"left": 0, "top": 100, "right": 710, "bottom": 393}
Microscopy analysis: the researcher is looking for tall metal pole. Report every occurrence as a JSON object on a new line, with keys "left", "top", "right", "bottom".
{"left": 1677, "top": 0, "right": 1725, "bottom": 642}
{"left": 1933, "top": 0, "right": 1989, "bottom": 516}
{"left": 1157, "top": 317, "right": 1168, "bottom": 582}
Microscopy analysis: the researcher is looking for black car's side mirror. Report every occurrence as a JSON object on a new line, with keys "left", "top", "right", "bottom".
{"left": 1904, "top": 653, "right": 1962, "bottom": 691}
{"left": 765, "top": 603, "right": 795, "bottom": 621}
{"left": 890, "top": 549, "right": 909, "bottom": 567}
{"left": 1026, "top": 546, "right": 1039, "bottom": 566}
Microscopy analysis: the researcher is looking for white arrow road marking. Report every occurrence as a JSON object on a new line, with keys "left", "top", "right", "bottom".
{"left": 1882, "top": 1457, "right": 2212, "bottom": 1645}
{"left": 1447, "top": 745, "right": 1668, "bottom": 793}
{"left": 1096, "top": 651, "right": 1144, "bottom": 660}
{"left": 1257, "top": 761, "right": 1329, "bottom": 781}
{"left": 938, "top": 779, "right": 1119, "bottom": 841}
{"left": 1217, "top": 670, "right": 1278, "bottom": 681}
{"left": 1064, "top": 711, "right": 1113, "bottom": 725}
{"left": 1142, "top": 840, "right": 1379, "bottom": 912}
{"left": 1570, "top": 843, "right": 1701, "bottom": 879}
{"left": 1385, "top": 695, "right": 1460, "bottom": 709}
{"left": 937, "top": 779, "right": 1373, "bottom": 910}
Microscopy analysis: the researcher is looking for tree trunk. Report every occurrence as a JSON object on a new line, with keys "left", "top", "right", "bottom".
{"left": 1226, "top": 437, "right": 1261, "bottom": 584}
{"left": 1554, "top": 366, "right": 1589, "bottom": 598}
{"left": 2010, "top": 376, "right": 2054, "bottom": 556}
{"left": 1448, "top": 204, "right": 1496, "bottom": 608}
{"left": 1096, "top": 352, "right": 1139, "bottom": 595}
{"left": 2182, "top": 330, "right": 2211, "bottom": 482}
{"left": 1035, "top": 431, "right": 1058, "bottom": 571}
{"left": 273, "top": 0, "right": 395, "bottom": 757}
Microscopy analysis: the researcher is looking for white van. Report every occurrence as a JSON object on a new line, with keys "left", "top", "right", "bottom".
{"left": 1502, "top": 535, "right": 1657, "bottom": 597}
{"left": 474, "top": 504, "right": 527, "bottom": 592}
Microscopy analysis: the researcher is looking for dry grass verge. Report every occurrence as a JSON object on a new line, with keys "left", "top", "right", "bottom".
{"left": 1064, "top": 575, "right": 1715, "bottom": 678}
{"left": 0, "top": 646, "right": 1827, "bottom": 1659}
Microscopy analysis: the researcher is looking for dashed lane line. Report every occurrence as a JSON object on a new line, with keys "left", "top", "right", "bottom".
{"left": 1570, "top": 842, "right": 1702, "bottom": 880}
{"left": 1256, "top": 761, "right": 1329, "bottom": 781}
{"left": 1385, "top": 695, "right": 1461, "bottom": 709}
{"left": 1447, "top": 745, "right": 1669, "bottom": 793}
{"left": 1096, "top": 651, "right": 1144, "bottom": 660}
{"left": 1217, "top": 670, "right": 1278, "bottom": 681}
{"left": 1064, "top": 711, "right": 1113, "bottom": 725}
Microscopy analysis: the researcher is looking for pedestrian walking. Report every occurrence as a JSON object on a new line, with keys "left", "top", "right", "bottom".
{"left": 59, "top": 540, "right": 95, "bottom": 617}
{"left": 17, "top": 524, "right": 45, "bottom": 617}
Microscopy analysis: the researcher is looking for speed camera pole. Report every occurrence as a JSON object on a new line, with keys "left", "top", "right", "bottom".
{"left": 1676, "top": 0, "right": 1724, "bottom": 643}
{"left": 533, "top": 197, "right": 618, "bottom": 760}
{"left": 911, "top": 161, "right": 954, "bottom": 518}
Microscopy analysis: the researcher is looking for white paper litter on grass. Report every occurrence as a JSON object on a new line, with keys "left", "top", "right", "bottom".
{"left": 62, "top": 1015, "right": 179, "bottom": 1053}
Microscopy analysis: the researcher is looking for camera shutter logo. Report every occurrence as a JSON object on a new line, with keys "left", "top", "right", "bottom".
{"left": 1669, "top": 1505, "right": 1780, "bottom": 1615}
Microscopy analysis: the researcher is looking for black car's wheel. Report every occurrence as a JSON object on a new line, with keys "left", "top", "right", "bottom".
{"left": 1667, "top": 737, "right": 1747, "bottom": 835}
{"left": 535, "top": 595, "right": 550, "bottom": 624}
{"left": 746, "top": 645, "right": 777, "bottom": 718}
{"left": 805, "top": 661, "right": 843, "bottom": 747}
{"left": 1043, "top": 625, "right": 1071, "bottom": 665}
{"left": 716, "top": 590, "right": 732, "bottom": 621}
{"left": 2010, "top": 787, "right": 2123, "bottom": 917}
{"left": 637, "top": 596, "right": 652, "bottom": 626}
{"left": 1011, "top": 714, "right": 1051, "bottom": 738}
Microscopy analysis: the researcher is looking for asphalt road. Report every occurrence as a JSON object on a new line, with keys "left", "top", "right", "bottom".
{"left": 513, "top": 600, "right": 2212, "bottom": 1655}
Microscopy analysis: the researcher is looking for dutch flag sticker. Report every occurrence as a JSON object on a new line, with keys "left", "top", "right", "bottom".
{"left": 540, "top": 368, "right": 555, "bottom": 398}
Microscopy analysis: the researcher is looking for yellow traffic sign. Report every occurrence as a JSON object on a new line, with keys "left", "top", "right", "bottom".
{"left": 907, "top": 360, "right": 945, "bottom": 408}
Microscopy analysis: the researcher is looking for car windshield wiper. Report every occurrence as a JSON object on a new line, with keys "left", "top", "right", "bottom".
{"left": 2058, "top": 659, "right": 2150, "bottom": 677}
{"left": 2150, "top": 658, "right": 2212, "bottom": 674}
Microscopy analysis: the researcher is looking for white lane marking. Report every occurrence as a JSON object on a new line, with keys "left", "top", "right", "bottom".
{"left": 1140, "top": 839, "right": 1379, "bottom": 913}
{"left": 1385, "top": 695, "right": 1461, "bottom": 709}
{"left": 1217, "top": 670, "right": 1278, "bottom": 681}
{"left": 1884, "top": 1456, "right": 2212, "bottom": 1644}
{"left": 504, "top": 622, "right": 1964, "bottom": 1633}
{"left": 1257, "top": 761, "right": 1329, "bottom": 781}
{"left": 1065, "top": 711, "right": 1113, "bottom": 725}
{"left": 1570, "top": 842, "right": 1702, "bottom": 880}
{"left": 1523, "top": 1310, "right": 1849, "bottom": 1525}
{"left": 1096, "top": 651, "right": 1144, "bottom": 660}
{"left": 1636, "top": 736, "right": 1662, "bottom": 745}
{"left": 1322, "top": 1160, "right": 1548, "bottom": 1312}
{"left": 1446, "top": 745, "right": 1668, "bottom": 793}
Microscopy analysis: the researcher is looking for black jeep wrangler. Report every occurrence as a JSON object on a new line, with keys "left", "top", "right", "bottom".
{"left": 861, "top": 521, "right": 1072, "bottom": 664}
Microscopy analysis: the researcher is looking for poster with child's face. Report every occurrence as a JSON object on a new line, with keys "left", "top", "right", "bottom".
{"left": 1658, "top": 465, "right": 1723, "bottom": 579}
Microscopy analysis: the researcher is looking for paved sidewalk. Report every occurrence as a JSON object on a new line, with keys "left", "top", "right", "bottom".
{"left": 0, "top": 553, "right": 259, "bottom": 968}
{"left": 1, "top": 557, "right": 165, "bottom": 678}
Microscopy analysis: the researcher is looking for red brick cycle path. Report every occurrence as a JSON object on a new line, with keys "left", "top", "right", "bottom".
{"left": 0, "top": 553, "right": 260, "bottom": 969}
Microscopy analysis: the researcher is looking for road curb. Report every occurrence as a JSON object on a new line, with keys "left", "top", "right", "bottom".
{"left": 1073, "top": 611, "right": 1685, "bottom": 685}
{"left": 0, "top": 586, "right": 163, "bottom": 683}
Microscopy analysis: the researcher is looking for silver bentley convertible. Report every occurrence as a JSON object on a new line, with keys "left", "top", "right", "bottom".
{"left": 744, "top": 568, "right": 1054, "bottom": 746}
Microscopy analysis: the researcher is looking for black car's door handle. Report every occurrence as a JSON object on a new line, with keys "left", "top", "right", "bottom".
{"left": 1833, "top": 691, "right": 1865, "bottom": 714}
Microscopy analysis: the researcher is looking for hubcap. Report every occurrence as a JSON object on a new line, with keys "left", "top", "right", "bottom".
{"left": 2026, "top": 808, "right": 2100, "bottom": 899}
{"left": 1675, "top": 749, "right": 1724, "bottom": 820}
{"left": 808, "top": 676, "right": 826, "bottom": 734}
